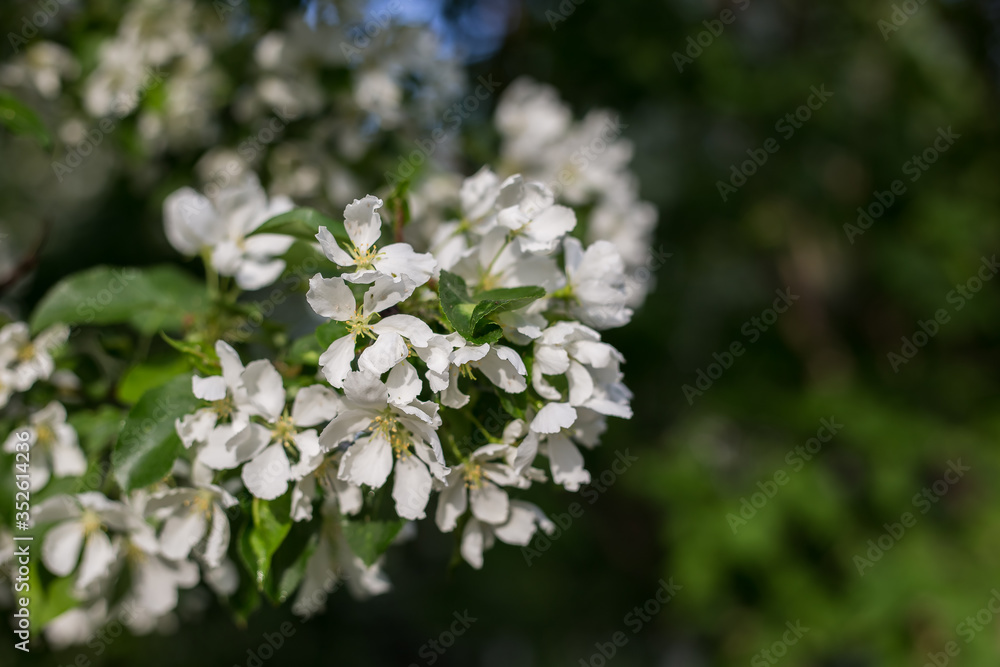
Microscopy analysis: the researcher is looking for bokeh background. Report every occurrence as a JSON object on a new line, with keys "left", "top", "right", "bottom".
{"left": 3, "top": 0, "right": 1000, "bottom": 665}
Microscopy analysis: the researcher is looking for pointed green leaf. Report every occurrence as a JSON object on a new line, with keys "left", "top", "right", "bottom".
{"left": 251, "top": 208, "right": 349, "bottom": 243}
{"left": 112, "top": 372, "right": 199, "bottom": 491}
{"left": 341, "top": 518, "right": 405, "bottom": 567}
{"left": 30, "top": 265, "right": 209, "bottom": 335}
{"left": 438, "top": 270, "right": 546, "bottom": 341}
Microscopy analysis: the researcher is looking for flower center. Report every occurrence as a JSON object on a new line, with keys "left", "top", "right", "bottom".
{"left": 81, "top": 510, "right": 103, "bottom": 536}
{"left": 16, "top": 343, "right": 35, "bottom": 363}
{"left": 350, "top": 243, "right": 380, "bottom": 270}
{"left": 35, "top": 424, "right": 55, "bottom": 447}
{"left": 372, "top": 411, "right": 411, "bottom": 458}
{"left": 271, "top": 415, "right": 297, "bottom": 447}
{"left": 463, "top": 462, "right": 484, "bottom": 489}
{"left": 211, "top": 395, "right": 235, "bottom": 419}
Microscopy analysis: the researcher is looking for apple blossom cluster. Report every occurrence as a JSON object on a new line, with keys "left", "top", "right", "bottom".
{"left": 0, "top": 162, "right": 638, "bottom": 646}
{"left": 162, "top": 168, "right": 635, "bottom": 579}
{"left": 0, "top": 322, "right": 69, "bottom": 410}
{"left": 493, "top": 79, "right": 660, "bottom": 307}
{"left": 0, "top": 1, "right": 659, "bottom": 648}
{"left": 406, "top": 77, "right": 660, "bottom": 310}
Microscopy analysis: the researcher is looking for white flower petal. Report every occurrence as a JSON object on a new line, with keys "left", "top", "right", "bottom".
{"left": 76, "top": 530, "right": 116, "bottom": 591}
{"left": 291, "top": 385, "right": 341, "bottom": 427}
{"left": 362, "top": 275, "right": 412, "bottom": 316}
{"left": 316, "top": 226, "right": 354, "bottom": 266}
{"left": 318, "top": 334, "right": 358, "bottom": 389}
{"left": 460, "top": 519, "right": 487, "bottom": 570}
{"left": 371, "top": 314, "right": 435, "bottom": 347}
{"left": 470, "top": 482, "right": 510, "bottom": 525}
{"left": 192, "top": 375, "right": 227, "bottom": 401}
{"left": 160, "top": 509, "right": 207, "bottom": 561}
{"left": 530, "top": 403, "right": 578, "bottom": 434}
{"left": 434, "top": 469, "right": 467, "bottom": 532}
{"left": 357, "top": 332, "right": 408, "bottom": 377}
{"left": 548, "top": 435, "right": 590, "bottom": 491}
{"left": 42, "top": 520, "right": 85, "bottom": 576}
{"left": 242, "top": 444, "right": 292, "bottom": 500}
{"left": 343, "top": 195, "right": 383, "bottom": 253}
{"left": 242, "top": 359, "right": 285, "bottom": 421}
{"left": 200, "top": 503, "right": 230, "bottom": 569}
{"left": 341, "top": 432, "right": 393, "bottom": 489}
{"left": 386, "top": 360, "right": 421, "bottom": 406}
{"left": 392, "top": 455, "right": 432, "bottom": 521}
{"left": 306, "top": 274, "right": 356, "bottom": 321}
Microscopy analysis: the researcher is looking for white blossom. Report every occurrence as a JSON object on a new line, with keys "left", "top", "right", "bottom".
{"left": 163, "top": 174, "right": 295, "bottom": 290}
{"left": 3, "top": 401, "right": 85, "bottom": 491}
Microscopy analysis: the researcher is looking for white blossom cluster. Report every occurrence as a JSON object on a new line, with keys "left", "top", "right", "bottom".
{"left": 5, "top": 158, "right": 644, "bottom": 644}
{"left": 406, "top": 78, "right": 659, "bottom": 310}
{"left": 0, "top": 0, "right": 658, "bottom": 647}
{"left": 494, "top": 79, "right": 660, "bottom": 307}
{"left": 0, "top": 322, "right": 69, "bottom": 410}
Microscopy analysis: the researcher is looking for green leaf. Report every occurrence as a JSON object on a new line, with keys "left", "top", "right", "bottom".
{"left": 266, "top": 520, "right": 320, "bottom": 604}
{"left": 316, "top": 320, "right": 351, "bottom": 347}
{"left": 0, "top": 92, "right": 50, "bottom": 149}
{"left": 287, "top": 335, "right": 323, "bottom": 366}
{"left": 438, "top": 271, "right": 546, "bottom": 342}
{"left": 116, "top": 357, "right": 192, "bottom": 404}
{"left": 341, "top": 518, "right": 405, "bottom": 567}
{"left": 240, "top": 495, "right": 294, "bottom": 591}
{"left": 35, "top": 576, "right": 78, "bottom": 627}
{"left": 112, "top": 372, "right": 199, "bottom": 491}
{"left": 30, "top": 265, "right": 209, "bottom": 335}
{"left": 68, "top": 406, "right": 125, "bottom": 456}
{"left": 160, "top": 333, "right": 220, "bottom": 374}
{"left": 251, "top": 208, "right": 349, "bottom": 243}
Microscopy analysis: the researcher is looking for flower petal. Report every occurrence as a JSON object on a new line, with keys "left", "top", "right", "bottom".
{"left": 306, "top": 274, "right": 356, "bottom": 321}
{"left": 42, "top": 520, "right": 85, "bottom": 576}
{"left": 470, "top": 482, "right": 510, "bottom": 525}
{"left": 242, "top": 444, "right": 292, "bottom": 500}
{"left": 392, "top": 455, "right": 432, "bottom": 520}
{"left": 242, "top": 359, "right": 285, "bottom": 422}
{"left": 318, "top": 334, "right": 358, "bottom": 389}
{"left": 530, "top": 403, "right": 578, "bottom": 434}
{"left": 357, "top": 331, "right": 408, "bottom": 377}
{"left": 343, "top": 195, "right": 384, "bottom": 253}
